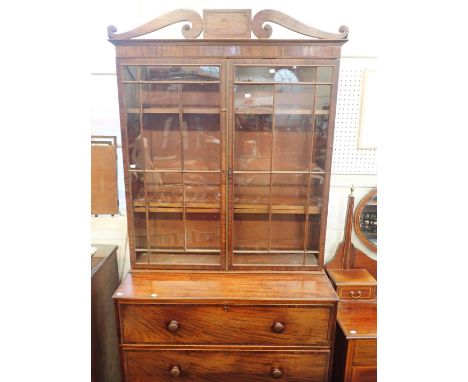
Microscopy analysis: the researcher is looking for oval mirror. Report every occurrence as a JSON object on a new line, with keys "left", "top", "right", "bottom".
{"left": 353, "top": 189, "right": 377, "bottom": 253}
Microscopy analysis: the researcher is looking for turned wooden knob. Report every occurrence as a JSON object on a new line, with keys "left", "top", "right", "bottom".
{"left": 167, "top": 320, "right": 180, "bottom": 333}
{"left": 169, "top": 366, "right": 181, "bottom": 377}
{"left": 272, "top": 322, "right": 285, "bottom": 333}
{"left": 271, "top": 368, "right": 283, "bottom": 378}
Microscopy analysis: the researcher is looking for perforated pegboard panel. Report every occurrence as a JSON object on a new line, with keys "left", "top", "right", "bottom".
{"left": 332, "top": 63, "right": 377, "bottom": 174}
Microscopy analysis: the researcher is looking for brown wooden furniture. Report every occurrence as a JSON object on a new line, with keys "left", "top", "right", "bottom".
{"left": 91, "top": 136, "right": 119, "bottom": 216}
{"left": 332, "top": 303, "right": 377, "bottom": 382}
{"left": 326, "top": 188, "right": 377, "bottom": 279}
{"left": 108, "top": 8, "right": 348, "bottom": 381}
{"left": 327, "top": 269, "right": 376, "bottom": 301}
{"left": 91, "top": 245, "right": 122, "bottom": 382}
{"left": 354, "top": 189, "right": 377, "bottom": 253}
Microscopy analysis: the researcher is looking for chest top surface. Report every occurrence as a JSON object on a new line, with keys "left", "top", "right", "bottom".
{"left": 114, "top": 272, "right": 338, "bottom": 303}
{"left": 327, "top": 269, "right": 377, "bottom": 287}
{"left": 337, "top": 302, "right": 377, "bottom": 339}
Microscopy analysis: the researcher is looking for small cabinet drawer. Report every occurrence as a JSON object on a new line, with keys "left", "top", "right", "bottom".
{"left": 338, "top": 286, "right": 375, "bottom": 300}
{"left": 119, "top": 303, "right": 334, "bottom": 346}
{"left": 124, "top": 349, "right": 330, "bottom": 382}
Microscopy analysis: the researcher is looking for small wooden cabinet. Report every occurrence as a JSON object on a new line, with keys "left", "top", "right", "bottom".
{"left": 109, "top": 8, "right": 348, "bottom": 381}
{"left": 327, "top": 269, "right": 376, "bottom": 301}
{"left": 332, "top": 303, "right": 377, "bottom": 382}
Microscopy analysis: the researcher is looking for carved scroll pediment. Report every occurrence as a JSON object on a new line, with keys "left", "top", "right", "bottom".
{"left": 107, "top": 9, "right": 348, "bottom": 40}
{"left": 251, "top": 9, "right": 348, "bottom": 40}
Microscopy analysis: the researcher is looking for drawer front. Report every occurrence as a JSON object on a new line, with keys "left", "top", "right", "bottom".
{"left": 352, "top": 339, "right": 377, "bottom": 366}
{"left": 338, "top": 286, "right": 374, "bottom": 300}
{"left": 350, "top": 366, "right": 377, "bottom": 382}
{"left": 124, "top": 349, "right": 330, "bottom": 382}
{"left": 119, "top": 304, "right": 333, "bottom": 346}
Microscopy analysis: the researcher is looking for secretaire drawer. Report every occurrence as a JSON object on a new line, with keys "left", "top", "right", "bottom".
{"left": 124, "top": 349, "right": 330, "bottom": 382}
{"left": 118, "top": 304, "right": 334, "bottom": 346}
{"left": 338, "top": 286, "right": 375, "bottom": 300}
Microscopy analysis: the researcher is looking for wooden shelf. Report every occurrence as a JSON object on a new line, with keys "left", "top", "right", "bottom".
{"left": 127, "top": 107, "right": 220, "bottom": 114}
{"left": 235, "top": 107, "right": 329, "bottom": 115}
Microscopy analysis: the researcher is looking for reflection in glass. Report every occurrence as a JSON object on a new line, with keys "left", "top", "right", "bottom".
{"left": 317, "top": 67, "right": 333, "bottom": 82}
{"left": 146, "top": 172, "right": 183, "bottom": 206}
{"left": 234, "top": 173, "right": 270, "bottom": 206}
{"left": 235, "top": 66, "right": 316, "bottom": 83}
{"left": 312, "top": 114, "right": 329, "bottom": 172}
{"left": 143, "top": 114, "right": 181, "bottom": 170}
{"left": 141, "top": 83, "right": 179, "bottom": 109}
{"left": 185, "top": 173, "right": 220, "bottom": 207}
{"left": 141, "top": 65, "right": 219, "bottom": 81}
{"left": 122, "top": 65, "right": 139, "bottom": 81}
{"left": 234, "top": 114, "right": 272, "bottom": 171}
{"left": 273, "top": 115, "right": 313, "bottom": 171}
{"left": 275, "top": 84, "right": 314, "bottom": 113}
{"left": 359, "top": 194, "right": 377, "bottom": 246}
{"left": 183, "top": 114, "right": 220, "bottom": 171}
{"left": 182, "top": 83, "right": 219, "bottom": 108}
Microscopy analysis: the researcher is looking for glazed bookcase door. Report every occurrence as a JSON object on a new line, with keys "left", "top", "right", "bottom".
{"left": 119, "top": 59, "right": 226, "bottom": 269}
{"left": 228, "top": 59, "right": 339, "bottom": 270}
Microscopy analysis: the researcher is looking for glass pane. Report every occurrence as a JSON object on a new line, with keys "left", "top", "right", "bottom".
{"left": 141, "top": 66, "right": 220, "bottom": 81}
{"left": 182, "top": 83, "right": 219, "bottom": 109}
{"left": 183, "top": 114, "right": 220, "bottom": 171}
{"left": 141, "top": 83, "right": 179, "bottom": 110}
{"left": 148, "top": 212, "right": 184, "bottom": 249}
{"left": 273, "top": 115, "right": 313, "bottom": 171}
{"left": 124, "top": 84, "right": 139, "bottom": 111}
{"left": 146, "top": 172, "right": 183, "bottom": 207}
{"left": 317, "top": 67, "right": 333, "bottom": 82}
{"left": 305, "top": 253, "right": 319, "bottom": 266}
{"left": 308, "top": 174, "right": 325, "bottom": 211}
{"left": 233, "top": 252, "right": 306, "bottom": 266}
{"left": 312, "top": 115, "right": 329, "bottom": 172}
{"left": 307, "top": 215, "right": 321, "bottom": 251}
{"left": 270, "top": 214, "right": 305, "bottom": 250}
{"left": 126, "top": 113, "right": 144, "bottom": 170}
{"left": 135, "top": 251, "right": 149, "bottom": 264}
{"left": 271, "top": 174, "right": 308, "bottom": 209}
{"left": 130, "top": 172, "right": 145, "bottom": 206}
{"left": 235, "top": 84, "right": 273, "bottom": 113}
{"left": 233, "top": 213, "right": 269, "bottom": 250}
{"left": 122, "top": 65, "right": 138, "bottom": 81}
{"left": 235, "top": 66, "right": 316, "bottom": 83}
{"left": 186, "top": 213, "right": 220, "bottom": 249}
{"left": 132, "top": 212, "right": 147, "bottom": 250}
{"left": 315, "top": 85, "right": 332, "bottom": 112}
{"left": 234, "top": 114, "right": 272, "bottom": 171}
{"left": 143, "top": 114, "right": 181, "bottom": 170}
{"left": 234, "top": 173, "right": 270, "bottom": 208}
{"left": 150, "top": 252, "right": 220, "bottom": 265}
{"left": 275, "top": 84, "right": 314, "bottom": 113}
{"left": 185, "top": 173, "right": 220, "bottom": 208}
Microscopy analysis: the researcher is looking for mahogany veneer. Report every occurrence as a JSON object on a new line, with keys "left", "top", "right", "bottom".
{"left": 109, "top": 8, "right": 348, "bottom": 382}
{"left": 332, "top": 303, "right": 377, "bottom": 382}
{"left": 327, "top": 269, "right": 376, "bottom": 301}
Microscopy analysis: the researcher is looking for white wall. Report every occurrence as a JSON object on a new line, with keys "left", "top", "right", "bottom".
{"left": 90, "top": 1, "right": 377, "bottom": 276}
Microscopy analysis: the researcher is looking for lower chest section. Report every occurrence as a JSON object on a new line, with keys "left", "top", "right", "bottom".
{"left": 124, "top": 349, "right": 330, "bottom": 382}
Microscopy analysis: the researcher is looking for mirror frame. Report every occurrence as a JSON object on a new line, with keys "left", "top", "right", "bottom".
{"left": 353, "top": 188, "right": 377, "bottom": 253}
